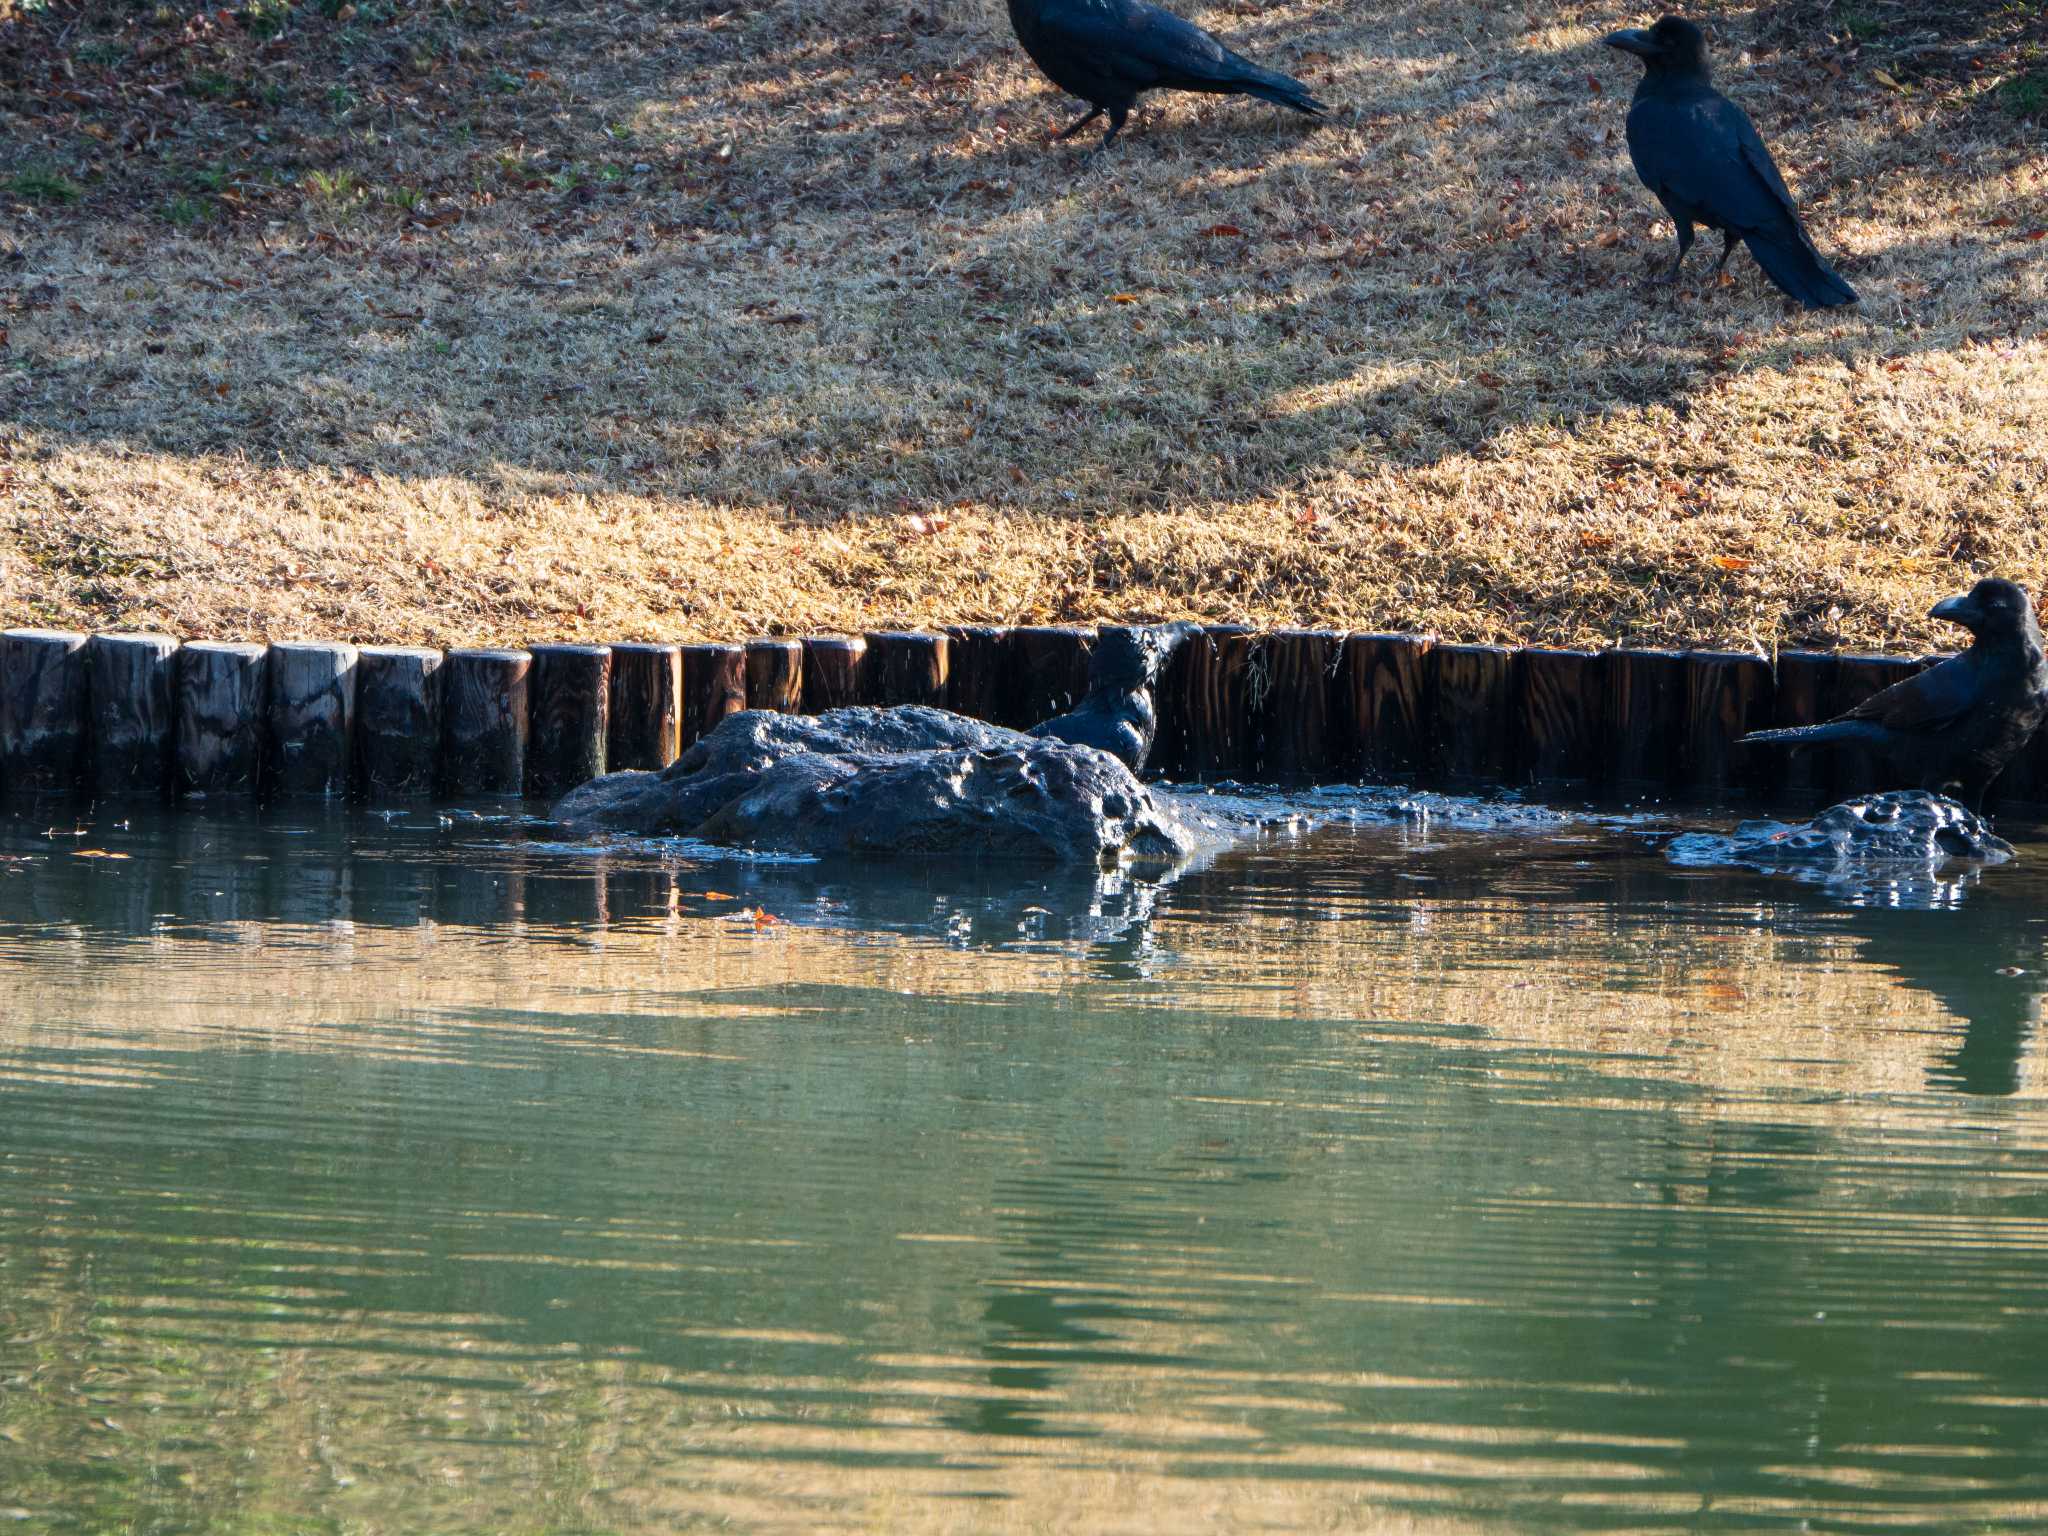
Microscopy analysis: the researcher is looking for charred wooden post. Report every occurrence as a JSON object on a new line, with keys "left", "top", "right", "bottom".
{"left": 607, "top": 642, "right": 682, "bottom": 770}
{"left": 1769, "top": 651, "right": 1838, "bottom": 802}
{"left": 265, "top": 642, "right": 358, "bottom": 799}
{"left": 800, "top": 636, "right": 867, "bottom": 715}
{"left": 1516, "top": 648, "right": 1605, "bottom": 793}
{"left": 680, "top": 642, "right": 748, "bottom": 748}
{"left": 355, "top": 646, "right": 444, "bottom": 799}
{"left": 1828, "top": 653, "right": 1927, "bottom": 797}
{"left": 1336, "top": 633, "right": 1436, "bottom": 784}
{"left": 1602, "top": 648, "right": 1684, "bottom": 797}
{"left": 1007, "top": 626, "right": 1094, "bottom": 729}
{"left": 526, "top": 644, "right": 611, "bottom": 797}
{"left": 1256, "top": 630, "right": 1342, "bottom": 783}
{"left": 1429, "top": 644, "right": 1516, "bottom": 787}
{"left": 943, "top": 625, "right": 1013, "bottom": 724}
{"left": 744, "top": 638, "right": 804, "bottom": 713}
{"left": 864, "top": 631, "right": 950, "bottom": 708}
{"left": 175, "top": 641, "right": 268, "bottom": 797}
{"left": 0, "top": 629, "right": 91, "bottom": 796}
{"left": 440, "top": 648, "right": 530, "bottom": 797}
{"left": 1681, "top": 651, "right": 1774, "bottom": 799}
{"left": 87, "top": 633, "right": 180, "bottom": 798}
{"left": 1169, "top": 625, "right": 1255, "bottom": 782}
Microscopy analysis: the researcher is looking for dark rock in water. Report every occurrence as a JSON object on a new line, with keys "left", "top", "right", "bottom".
{"left": 1666, "top": 790, "right": 2015, "bottom": 873}
{"left": 551, "top": 705, "right": 1199, "bottom": 865}
{"left": 1029, "top": 622, "right": 1200, "bottom": 773}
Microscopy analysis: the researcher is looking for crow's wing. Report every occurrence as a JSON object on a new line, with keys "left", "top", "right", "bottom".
{"left": 1626, "top": 92, "right": 1807, "bottom": 242}
{"left": 1837, "top": 656, "right": 1978, "bottom": 736}
{"left": 1030, "top": 0, "right": 1240, "bottom": 88}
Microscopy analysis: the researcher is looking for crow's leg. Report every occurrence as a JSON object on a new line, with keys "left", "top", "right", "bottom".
{"left": 1095, "top": 105, "right": 1129, "bottom": 154}
{"left": 1713, "top": 228, "right": 1739, "bottom": 277}
{"left": 1054, "top": 105, "right": 1104, "bottom": 141}
{"left": 1654, "top": 219, "right": 1695, "bottom": 284}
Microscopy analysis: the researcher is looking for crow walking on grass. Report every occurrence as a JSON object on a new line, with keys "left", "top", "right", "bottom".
{"left": 1740, "top": 579, "right": 2048, "bottom": 804}
{"left": 1603, "top": 15, "right": 1858, "bottom": 308}
{"left": 1006, "top": 0, "right": 1326, "bottom": 153}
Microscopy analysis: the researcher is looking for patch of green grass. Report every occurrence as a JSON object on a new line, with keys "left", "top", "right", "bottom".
{"left": 304, "top": 167, "right": 363, "bottom": 203}
{"left": 380, "top": 183, "right": 425, "bottom": 212}
{"left": 188, "top": 164, "right": 234, "bottom": 193}
{"left": 184, "top": 70, "right": 236, "bottom": 101}
{"left": 2000, "top": 67, "right": 2047, "bottom": 117}
{"left": 8, "top": 168, "right": 82, "bottom": 204}
{"left": 77, "top": 39, "right": 129, "bottom": 67}
{"left": 1837, "top": 6, "right": 1882, "bottom": 41}
{"left": 325, "top": 83, "right": 358, "bottom": 112}
{"left": 164, "top": 195, "right": 210, "bottom": 226}
{"left": 241, "top": 0, "right": 292, "bottom": 38}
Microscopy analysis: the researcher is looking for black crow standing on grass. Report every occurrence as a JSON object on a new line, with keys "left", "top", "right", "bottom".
{"left": 1602, "top": 15, "right": 1859, "bottom": 308}
{"left": 1006, "top": 0, "right": 1326, "bottom": 153}
{"left": 1740, "top": 579, "right": 2048, "bottom": 805}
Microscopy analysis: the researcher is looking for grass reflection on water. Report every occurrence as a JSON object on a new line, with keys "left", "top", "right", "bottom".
{"left": 1, "top": 806, "right": 2046, "bottom": 1533}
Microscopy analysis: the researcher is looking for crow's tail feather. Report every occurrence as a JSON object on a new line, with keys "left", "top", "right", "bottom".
{"left": 1739, "top": 721, "right": 1874, "bottom": 750}
{"left": 1741, "top": 233, "right": 1858, "bottom": 309}
{"left": 1234, "top": 67, "right": 1326, "bottom": 115}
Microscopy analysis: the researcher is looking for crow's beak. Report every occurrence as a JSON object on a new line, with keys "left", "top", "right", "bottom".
{"left": 1930, "top": 593, "right": 1981, "bottom": 629}
{"left": 1602, "top": 28, "right": 1659, "bottom": 57}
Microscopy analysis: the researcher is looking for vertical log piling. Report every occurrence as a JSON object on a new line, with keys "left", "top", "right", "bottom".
{"left": 175, "top": 641, "right": 268, "bottom": 797}
{"left": 266, "top": 641, "right": 358, "bottom": 799}
{"left": 1257, "top": 629, "right": 1342, "bottom": 783}
{"left": 1516, "top": 648, "right": 1605, "bottom": 793}
{"left": 526, "top": 644, "right": 611, "bottom": 797}
{"left": 800, "top": 636, "right": 867, "bottom": 715}
{"left": 355, "top": 646, "right": 444, "bottom": 800}
{"left": 88, "top": 632, "right": 180, "bottom": 798}
{"left": 1430, "top": 643, "right": 1516, "bottom": 787}
{"left": 744, "top": 638, "right": 804, "bottom": 713}
{"left": 440, "top": 648, "right": 530, "bottom": 797}
{"left": 1603, "top": 649, "right": 1684, "bottom": 798}
{"left": 1769, "top": 651, "right": 1837, "bottom": 802}
{"left": 943, "top": 625, "right": 1012, "bottom": 724}
{"left": 1007, "top": 627, "right": 1094, "bottom": 729}
{"left": 1171, "top": 625, "right": 1255, "bottom": 782}
{"left": 864, "top": 631, "right": 950, "bottom": 708}
{"left": 1681, "top": 651, "right": 1774, "bottom": 799}
{"left": 1337, "top": 633, "right": 1436, "bottom": 785}
{"left": 0, "top": 629, "right": 90, "bottom": 796}
{"left": 681, "top": 642, "right": 747, "bottom": 748}
{"left": 607, "top": 643, "right": 682, "bottom": 770}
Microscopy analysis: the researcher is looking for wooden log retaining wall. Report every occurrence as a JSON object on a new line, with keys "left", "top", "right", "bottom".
{"left": 2, "top": 623, "right": 2044, "bottom": 814}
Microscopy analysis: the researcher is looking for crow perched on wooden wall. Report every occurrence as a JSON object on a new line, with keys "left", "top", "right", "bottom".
{"left": 1603, "top": 15, "right": 1858, "bottom": 308}
{"left": 1741, "top": 579, "right": 2048, "bottom": 803}
{"left": 1006, "top": 0, "right": 1326, "bottom": 153}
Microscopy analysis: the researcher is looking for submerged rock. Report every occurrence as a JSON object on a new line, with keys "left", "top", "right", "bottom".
{"left": 1665, "top": 790, "right": 2015, "bottom": 873}
{"left": 552, "top": 706, "right": 1200, "bottom": 865}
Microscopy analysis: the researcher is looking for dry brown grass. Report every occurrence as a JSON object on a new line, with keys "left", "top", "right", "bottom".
{"left": 3, "top": 0, "right": 2045, "bottom": 649}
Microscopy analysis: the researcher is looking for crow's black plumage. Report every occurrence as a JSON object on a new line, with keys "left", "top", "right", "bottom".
{"left": 1602, "top": 15, "right": 1858, "bottom": 308}
{"left": 1006, "top": 0, "right": 1325, "bottom": 152}
{"left": 1741, "top": 579, "right": 2048, "bottom": 804}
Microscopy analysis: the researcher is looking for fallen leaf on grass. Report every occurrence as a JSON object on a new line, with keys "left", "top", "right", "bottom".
{"left": 1710, "top": 555, "right": 1753, "bottom": 571}
{"left": 1198, "top": 224, "right": 1244, "bottom": 238}
{"left": 1109, "top": 292, "right": 1139, "bottom": 304}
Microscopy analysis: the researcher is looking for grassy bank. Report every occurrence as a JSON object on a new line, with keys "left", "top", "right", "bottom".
{"left": 3, "top": 0, "right": 2044, "bottom": 650}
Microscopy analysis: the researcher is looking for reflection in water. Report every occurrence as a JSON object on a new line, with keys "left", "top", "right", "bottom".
{"left": 1, "top": 805, "right": 2047, "bottom": 1532}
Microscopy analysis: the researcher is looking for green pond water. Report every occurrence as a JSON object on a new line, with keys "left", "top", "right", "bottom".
{"left": 2, "top": 799, "right": 2047, "bottom": 1534}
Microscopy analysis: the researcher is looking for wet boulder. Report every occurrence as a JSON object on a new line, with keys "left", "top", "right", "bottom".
{"left": 1665, "top": 790, "right": 2015, "bottom": 872}
{"left": 552, "top": 706, "right": 1200, "bottom": 865}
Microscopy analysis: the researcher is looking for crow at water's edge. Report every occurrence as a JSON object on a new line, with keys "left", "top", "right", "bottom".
{"left": 1603, "top": 15, "right": 1858, "bottom": 308}
{"left": 1741, "top": 579, "right": 2048, "bottom": 805}
{"left": 1007, "top": 0, "right": 1326, "bottom": 153}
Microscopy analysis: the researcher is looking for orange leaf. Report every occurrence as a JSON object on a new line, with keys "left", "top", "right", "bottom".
{"left": 1199, "top": 224, "right": 1243, "bottom": 238}
{"left": 700, "top": 890, "right": 734, "bottom": 901}
{"left": 1110, "top": 292, "right": 1139, "bottom": 304}
{"left": 1711, "top": 555, "right": 1752, "bottom": 571}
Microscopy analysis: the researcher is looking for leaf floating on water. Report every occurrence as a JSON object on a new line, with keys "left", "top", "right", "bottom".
{"left": 699, "top": 891, "right": 735, "bottom": 901}
{"left": 73, "top": 850, "right": 131, "bottom": 860}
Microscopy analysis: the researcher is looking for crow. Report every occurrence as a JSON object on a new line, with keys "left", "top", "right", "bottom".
{"left": 1006, "top": 0, "right": 1326, "bottom": 153}
{"left": 1030, "top": 622, "right": 1200, "bottom": 772}
{"left": 1602, "top": 15, "right": 1858, "bottom": 308}
{"left": 1740, "top": 579, "right": 2048, "bottom": 804}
